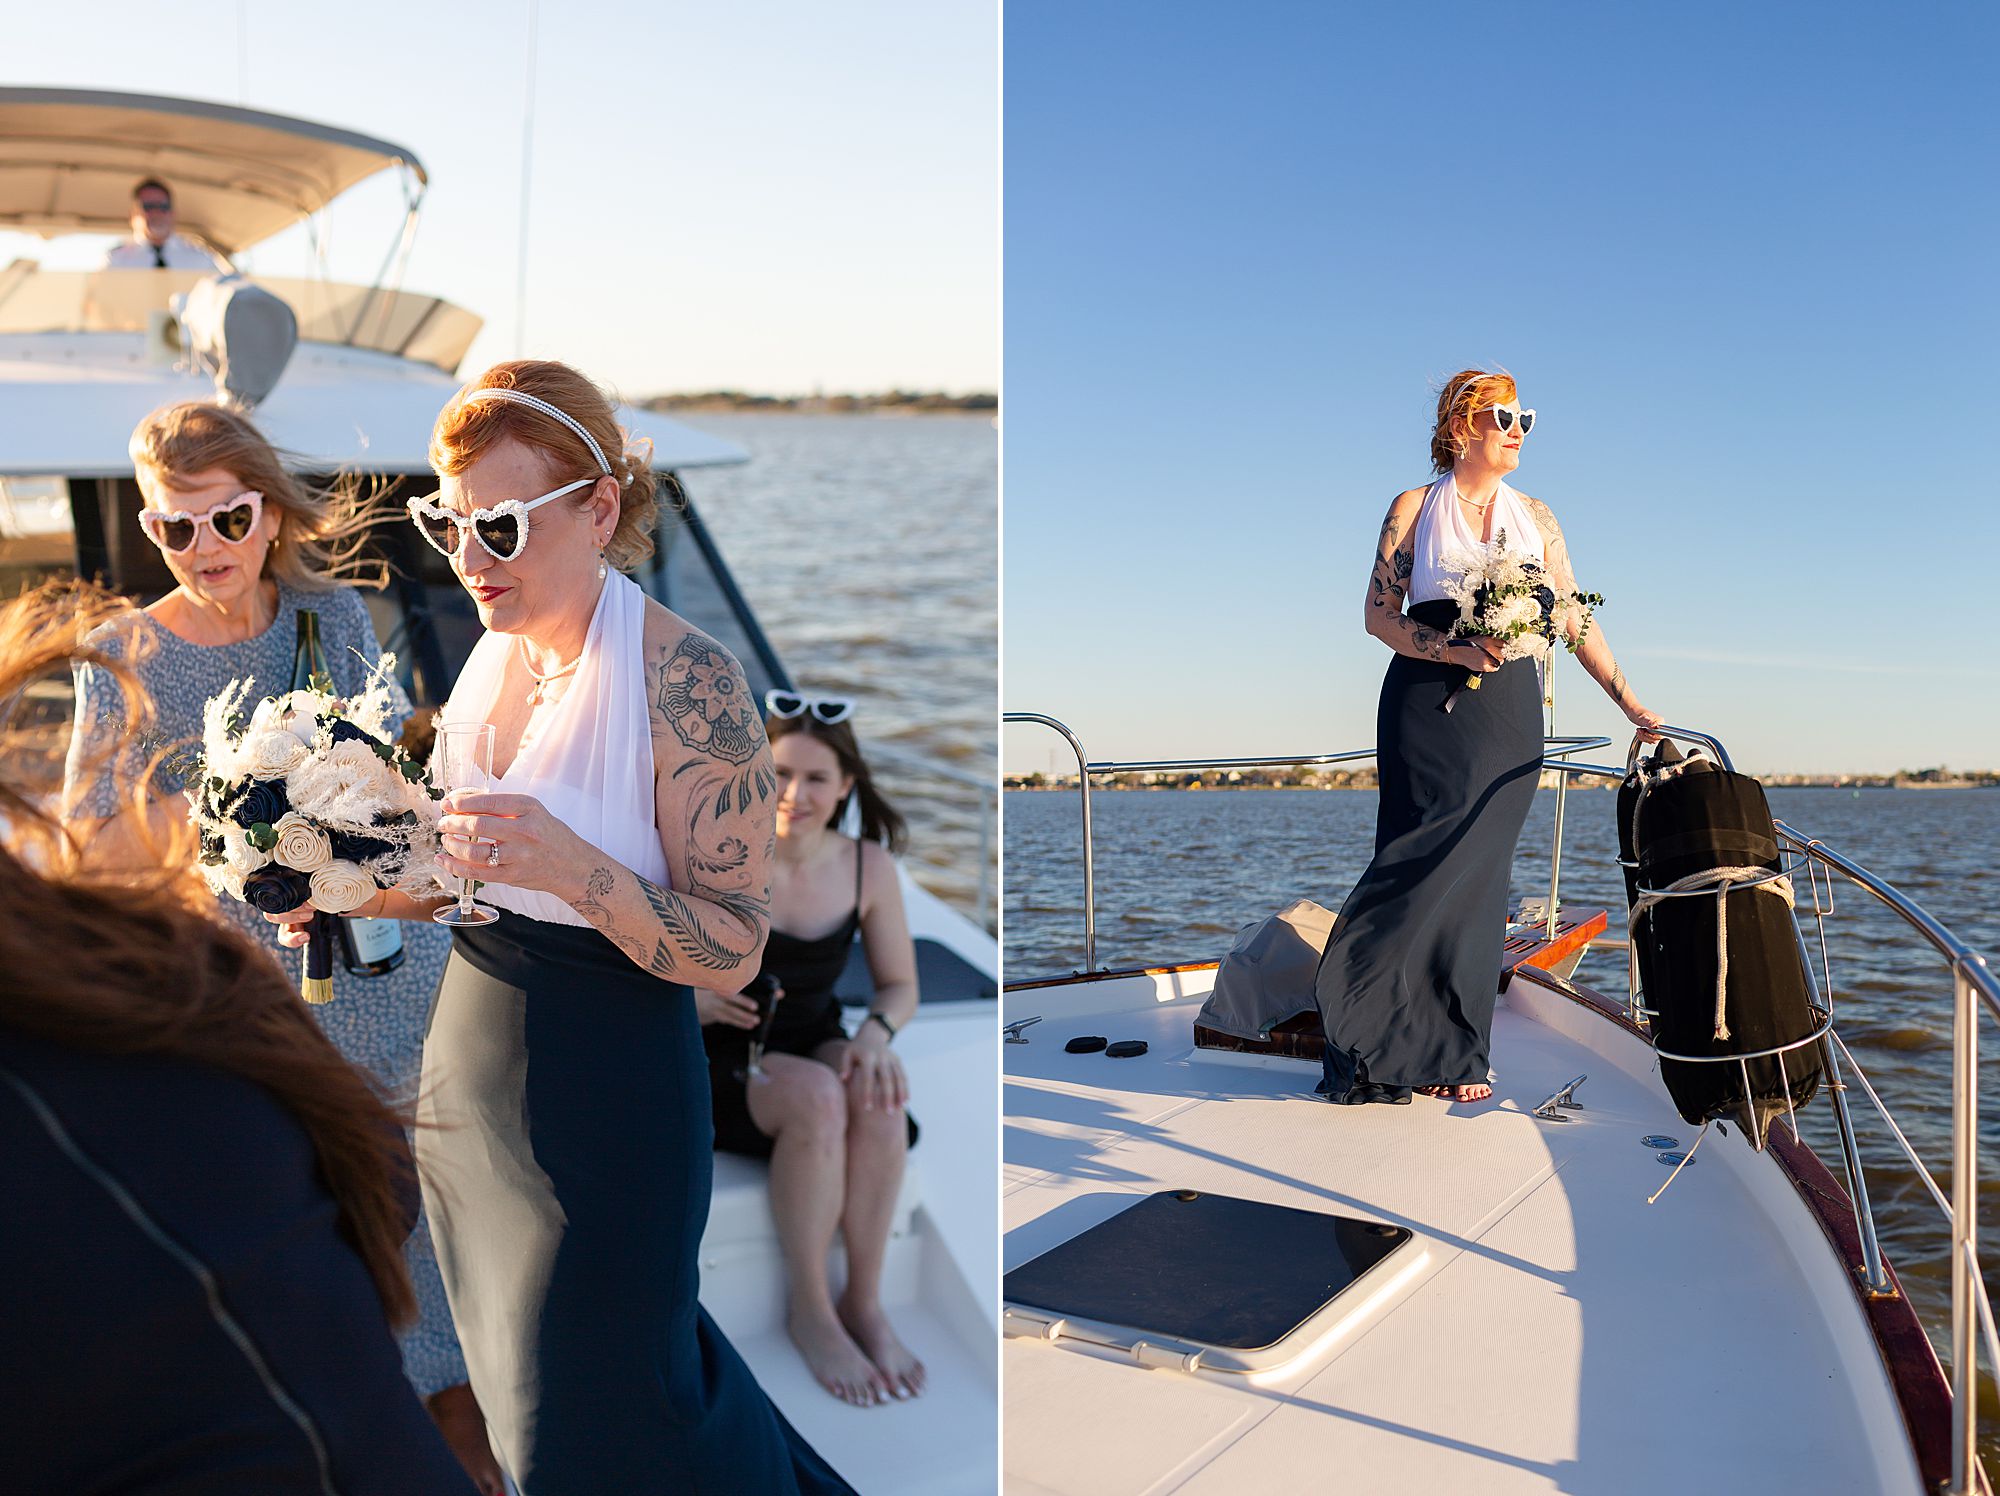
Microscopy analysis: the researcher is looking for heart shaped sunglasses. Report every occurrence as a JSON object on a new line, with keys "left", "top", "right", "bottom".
{"left": 765, "top": 689, "right": 854, "bottom": 725}
{"left": 406, "top": 478, "right": 596, "bottom": 563}
{"left": 1482, "top": 404, "right": 1536, "bottom": 435}
{"left": 138, "top": 491, "right": 265, "bottom": 552}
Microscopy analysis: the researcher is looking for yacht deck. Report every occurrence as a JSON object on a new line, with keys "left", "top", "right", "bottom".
{"left": 1002, "top": 973, "right": 1928, "bottom": 1495}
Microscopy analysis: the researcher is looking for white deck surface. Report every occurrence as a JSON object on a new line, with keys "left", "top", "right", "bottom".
{"left": 1002, "top": 978, "right": 1923, "bottom": 1495}
{"left": 704, "top": 1000, "right": 1000, "bottom": 1496}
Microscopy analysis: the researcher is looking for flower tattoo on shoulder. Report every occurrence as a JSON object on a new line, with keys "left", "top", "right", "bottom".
{"left": 658, "top": 636, "right": 763, "bottom": 764}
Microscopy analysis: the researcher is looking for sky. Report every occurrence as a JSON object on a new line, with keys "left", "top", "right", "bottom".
{"left": 3, "top": 0, "right": 997, "bottom": 397}
{"left": 1002, "top": 2, "right": 1999, "bottom": 777}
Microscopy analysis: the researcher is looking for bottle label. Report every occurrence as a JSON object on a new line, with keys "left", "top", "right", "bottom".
{"left": 348, "top": 917, "right": 404, "bottom": 963}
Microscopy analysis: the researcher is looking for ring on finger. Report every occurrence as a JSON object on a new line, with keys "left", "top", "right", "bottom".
{"left": 487, "top": 842, "right": 502, "bottom": 868}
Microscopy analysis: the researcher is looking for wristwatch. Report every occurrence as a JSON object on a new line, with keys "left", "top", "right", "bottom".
{"left": 864, "top": 1011, "right": 898, "bottom": 1042}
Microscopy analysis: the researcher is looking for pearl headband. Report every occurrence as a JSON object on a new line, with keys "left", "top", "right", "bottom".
{"left": 462, "top": 386, "right": 615, "bottom": 480}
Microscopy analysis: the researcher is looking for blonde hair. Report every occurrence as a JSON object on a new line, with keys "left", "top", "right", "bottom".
{"left": 1429, "top": 369, "right": 1519, "bottom": 473}
{"left": 428, "top": 360, "right": 659, "bottom": 572}
{"left": 128, "top": 403, "right": 386, "bottom": 593}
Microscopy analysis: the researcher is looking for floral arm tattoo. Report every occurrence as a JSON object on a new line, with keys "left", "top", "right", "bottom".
{"left": 1364, "top": 498, "right": 1451, "bottom": 661}
{"left": 570, "top": 632, "right": 775, "bottom": 984}
{"left": 1523, "top": 496, "right": 1632, "bottom": 708}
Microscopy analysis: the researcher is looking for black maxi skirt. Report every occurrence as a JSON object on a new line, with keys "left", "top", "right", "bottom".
{"left": 417, "top": 917, "right": 855, "bottom": 1496}
{"left": 1312, "top": 600, "right": 1544, "bottom": 1102}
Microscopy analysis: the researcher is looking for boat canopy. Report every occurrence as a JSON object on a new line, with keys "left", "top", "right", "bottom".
{"left": 0, "top": 88, "right": 423, "bottom": 253}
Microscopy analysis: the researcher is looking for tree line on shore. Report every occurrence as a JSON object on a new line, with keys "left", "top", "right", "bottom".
{"left": 642, "top": 390, "right": 996, "bottom": 414}
{"left": 1004, "top": 766, "right": 2000, "bottom": 791}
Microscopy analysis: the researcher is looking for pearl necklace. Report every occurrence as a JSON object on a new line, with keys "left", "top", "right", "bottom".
{"left": 519, "top": 639, "right": 582, "bottom": 707}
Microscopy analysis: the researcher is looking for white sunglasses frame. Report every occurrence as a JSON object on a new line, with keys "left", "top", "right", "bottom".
{"left": 764, "top": 689, "right": 855, "bottom": 725}
{"left": 138, "top": 490, "right": 265, "bottom": 553}
{"left": 405, "top": 478, "right": 598, "bottom": 563}
{"left": 1482, "top": 404, "right": 1536, "bottom": 436}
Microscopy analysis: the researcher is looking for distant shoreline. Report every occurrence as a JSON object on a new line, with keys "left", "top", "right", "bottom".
{"left": 641, "top": 391, "right": 996, "bottom": 415}
{"left": 1005, "top": 774, "right": 2000, "bottom": 792}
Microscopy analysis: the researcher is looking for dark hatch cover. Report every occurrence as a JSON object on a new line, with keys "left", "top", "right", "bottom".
{"left": 1004, "top": 1190, "right": 1412, "bottom": 1353}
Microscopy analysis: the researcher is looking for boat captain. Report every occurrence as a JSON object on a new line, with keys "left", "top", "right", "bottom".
{"left": 100, "top": 178, "right": 230, "bottom": 271}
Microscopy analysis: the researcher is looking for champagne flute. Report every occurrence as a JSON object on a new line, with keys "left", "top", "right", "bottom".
{"left": 433, "top": 721, "right": 500, "bottom": 928}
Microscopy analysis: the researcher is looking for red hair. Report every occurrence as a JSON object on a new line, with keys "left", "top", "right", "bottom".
{"left": 429, "top": 360, "right": 659, "bottom": 570}
{"left": 1430, "top": 369, "right": 1519, "bottom": 472}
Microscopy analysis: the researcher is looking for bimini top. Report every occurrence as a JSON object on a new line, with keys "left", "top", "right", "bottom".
{"left": 0, "top": 88, "right": 423, "bottom": 253}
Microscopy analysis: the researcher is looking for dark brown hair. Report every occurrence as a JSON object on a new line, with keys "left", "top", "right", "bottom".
{"left": 0, "top": 580, "right": 417, "bottom": 1325}
{"left": 768, "top": 713, "right": 907, "bottom": 853}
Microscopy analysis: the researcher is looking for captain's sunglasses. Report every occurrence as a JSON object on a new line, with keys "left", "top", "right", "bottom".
{"left": 1484, "top": 405, "right": 1536, "bottom": 436}
{"left": 765, "top": 689, "right": 854, "bottom": 725}
{"left": 139, "top": 491, "right": 264, "bottom": 552}
{"left": 406, "top": 478, "right": 597, "bottom": 563}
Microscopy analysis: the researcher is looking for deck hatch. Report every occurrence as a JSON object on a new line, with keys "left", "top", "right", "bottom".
{"left": 1004, "top": 1190, "right": 1416, "bottom": 1372}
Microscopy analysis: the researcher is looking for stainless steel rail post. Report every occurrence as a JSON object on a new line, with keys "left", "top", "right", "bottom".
{"left": 1003, "top": 713, "right": 1096, "bottom": 971}
{"left": 1789, "top": 907, "right": 1892, "bottom": 1296}
{"left": 1952, "top": 955, "right": 1980, "bottom": 1494}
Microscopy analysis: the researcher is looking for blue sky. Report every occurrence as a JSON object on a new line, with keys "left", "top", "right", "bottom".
{"left": 5, "top": 1, "right": 996, "bottom": 396}
{"left": 1002, "top": 3, "right": 1997, "bottom": 776}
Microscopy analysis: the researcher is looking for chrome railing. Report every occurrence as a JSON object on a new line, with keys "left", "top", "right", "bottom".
{"left": 1002, "top": 711, "right": 1609, "bottom": 972}
{"left": 1006, "top": 710, "right": 1998, "bottom": 1491}
{"left": 1770, "top": 819, "right": 1999, "bottom": 1494}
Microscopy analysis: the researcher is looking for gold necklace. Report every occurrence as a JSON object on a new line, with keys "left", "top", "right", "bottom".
{"left": 519, "top": 639, "right": 582, "bottom": 707}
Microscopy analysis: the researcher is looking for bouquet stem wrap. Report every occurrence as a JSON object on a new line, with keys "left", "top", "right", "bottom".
{"left": 301, "top": 910, "right": 337, "bottom": 1004}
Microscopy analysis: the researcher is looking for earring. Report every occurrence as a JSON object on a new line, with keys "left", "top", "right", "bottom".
{"left": 596, "top": 549, "right": 607, "bottom": 581}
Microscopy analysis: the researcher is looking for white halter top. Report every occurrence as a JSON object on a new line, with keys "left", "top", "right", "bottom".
{"left": 442, "top": 570, "right": 668, "bottom": 925}
{"left": 1407, "top": 472, "right": 1545, "bottom": 604}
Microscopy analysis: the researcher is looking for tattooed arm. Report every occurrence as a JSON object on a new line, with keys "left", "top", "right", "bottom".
{"left": 1362, "top": 488, "right": 1494, "bottom": 666}
{"left": 568, "top": 621, "right": 776, "bottom": 988}
{"left": 1520, "top": 494, "right": 1660, "bottom": 732}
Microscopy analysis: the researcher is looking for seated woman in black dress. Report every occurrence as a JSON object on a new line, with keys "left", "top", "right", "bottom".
{"left": 0, "top": 580, "right": 474, "bottom": 1496}
{"left": 1313, "top": 369, "right": 1663, "bottom": 1106}
{"left": 698, "top": 695, "right": 925, "bottom": 1408}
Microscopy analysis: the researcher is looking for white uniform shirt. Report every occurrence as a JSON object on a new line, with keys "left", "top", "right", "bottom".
{"left": 102, "top": 233, "right": 229, "bottom": 272}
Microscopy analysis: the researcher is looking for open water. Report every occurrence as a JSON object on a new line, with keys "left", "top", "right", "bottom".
{"left": 1007, "top": 785, "right": 2000, "bottom": 1406}
{"left": 675, "top": 412, "right": 995, "bottom": 924}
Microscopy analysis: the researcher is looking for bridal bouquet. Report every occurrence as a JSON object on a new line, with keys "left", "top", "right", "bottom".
{"left": 1437, "top": 530, "right": 1603, "bottom": 713}
{"left": 187, "top": 664, "right": 443, "bottom": 1002}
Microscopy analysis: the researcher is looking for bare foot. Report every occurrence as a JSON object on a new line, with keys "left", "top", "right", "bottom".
{"left": 840, "top": 1295, "right": 927, "bottom": 1400}
{"left": 1416, "top": 1084, "right": 1454, "bottom": 1099}
{"left": 1454, "top": 1082, "right": 1493, "bottom": 1102}
{"left": 425, "top": 1382, "right": 505, "bottom": 1496}
{"left": 789, "top": 1306, "right": 888, "bottom": 1407}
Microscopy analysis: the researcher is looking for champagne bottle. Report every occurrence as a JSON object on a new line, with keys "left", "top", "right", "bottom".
{"left": 290, "top": 611, "right": 407, "bottom": 980}
{"left": 339, "top": 913, "right": 407, "bottom": 977}
{"left": 289, "top": 610, "right": 337, "bottom": 1003}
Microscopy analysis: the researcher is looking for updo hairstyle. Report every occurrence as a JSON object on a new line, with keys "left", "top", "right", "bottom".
{"left": 1429, "top": 369, "right": 1519, "bottom": 473}
{"left": 428, "top": 360, "right": 659, "bottom": 571}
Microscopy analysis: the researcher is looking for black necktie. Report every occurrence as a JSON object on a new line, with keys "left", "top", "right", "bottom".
{"left": 153, "top": 243, "right": 167, "bottom": 268}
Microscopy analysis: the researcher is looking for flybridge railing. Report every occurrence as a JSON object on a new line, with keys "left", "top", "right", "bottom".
{"left": 1006, "top": 709, "right": 1998, "bottom": 1492}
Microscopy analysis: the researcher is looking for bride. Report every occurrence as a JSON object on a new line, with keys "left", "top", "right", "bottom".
{"left": 275, "top": 360, "right": 853, "bottom": 1494}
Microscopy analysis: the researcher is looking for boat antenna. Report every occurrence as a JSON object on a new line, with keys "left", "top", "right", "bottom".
{"left": 514, "top": 0, "right": 540, "bottom": 357}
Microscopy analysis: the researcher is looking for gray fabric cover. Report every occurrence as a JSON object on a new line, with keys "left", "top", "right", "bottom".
{"left": 178, "top": 273, "right": 298, "bottom": 408}
{"left": 1195, "top": 899, "right": 1336, "bottom": 1040}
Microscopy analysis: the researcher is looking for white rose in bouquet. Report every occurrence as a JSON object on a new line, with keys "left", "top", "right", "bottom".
{"left": 272, "top": 811, "right": 333, "bottom": 873}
